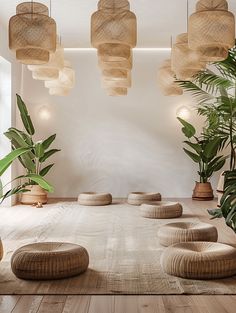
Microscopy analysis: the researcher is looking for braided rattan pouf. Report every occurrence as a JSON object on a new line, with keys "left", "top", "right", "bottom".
{"left": 127, "top": 192, "right": 161, "bottom": 205}
{"left": 78, "top": 192, "right": 112, "bottom": 206}
{"left": 11, "top": 242, "right": 89, "bottom": 280}
{"left": 158, "top": 222, "right": 218, "bottom": 246}
{"left": 161, "top": 242, "right": 236, "bottom": 279}
{"left": 140, "top": 201, "right": 182, "bottom": 219}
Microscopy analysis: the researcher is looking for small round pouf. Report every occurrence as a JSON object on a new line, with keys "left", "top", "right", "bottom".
{"left": 161, "top": 242, "right": 236, "bottom": 280}
{"left": 78, "top": 192, "right": 112, "bottom": 206}
{"left": 127, "top": 192, "right": 161, "bottom": 205}
{"left": 158, "top": 222, "right": 218, "bottom": 246}
{"left": 11, "top": 242, "right": 89, "bottom": 280}
{"left": 140, "top": 202, "right": 182, "bottom": 219}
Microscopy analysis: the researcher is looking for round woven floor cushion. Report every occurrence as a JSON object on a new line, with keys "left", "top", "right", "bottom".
{"left": 78, "top": 192, "right": 112, "bottom": 206}
{"left": 127, "top": 192, "right": 161, "bottom": 205}
{"left": 161, "top": 242, "right": 236, "bottom": 279}
{"left": 11, "top": 242, "right": 89, "bottom": 280}
{"left": 140, "top": 201, "right": 182, "bottom": 219}
{"left": 158, "top": 222, "right": 218, "bottom": 246}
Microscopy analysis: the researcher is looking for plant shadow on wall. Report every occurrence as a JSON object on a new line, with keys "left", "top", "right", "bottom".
{"left": 177, "top": 44, "right": 236, "bottom": 233}
{"left": 0, "top": 94, "right": 60, "bottom": 204}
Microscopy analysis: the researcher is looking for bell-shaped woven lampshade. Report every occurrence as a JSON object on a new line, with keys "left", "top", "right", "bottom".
{"left": 157, "top": 59, "right": 183, "bottom": 96}
{"left": 28, "top": 43, "right": 64, "bottom": 80}
{"left": 106, "top": 87, "right": 128, "bottom": 96}
{"left": 171, "top": 33, "right": 206, "bottom": 81}
{"left": 45, "top": 61, "right": 75, "bottom": 96}
{"left": 188, "top": 0, "right": 235, "bottom": 62}
{"left": 91, "top": 8, "right": 137, "bottom": 49}
{"left": 9, "top": 2, "right": 57, "bottom": 65}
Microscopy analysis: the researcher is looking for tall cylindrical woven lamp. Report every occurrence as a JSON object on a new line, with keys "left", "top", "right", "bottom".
{"left": 28, "top": 43, "right": 64, "bottom": 80}
{"left": 157, "top": 59, "right": 183, "bottom": 96}
{"left": 188, "top": 0, "right": 235, "bottom": 61}
{"left": 9, "top": 1, "right": 57, "bottom": 64}
{"left": 171, "top": 33, "right": 206, "bottom": 81}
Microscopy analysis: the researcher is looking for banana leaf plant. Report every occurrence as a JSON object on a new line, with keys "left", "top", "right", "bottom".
{"left": 0, "top": 94, "right": 60, "bottom": 202}
{"left": 178, "top": 117, "right": 226, "bottom": 183}
{"left": 208, "top": 170, "right": 236, "bottom": 233}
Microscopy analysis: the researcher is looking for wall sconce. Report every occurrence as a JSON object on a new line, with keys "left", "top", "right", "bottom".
{"left": 176, "top": 105, "right": 191, "bottom": 120}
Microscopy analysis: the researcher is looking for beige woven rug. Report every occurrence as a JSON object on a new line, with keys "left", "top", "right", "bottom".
{"left": 0, "top": 201, "right": 236, "bottom": 295}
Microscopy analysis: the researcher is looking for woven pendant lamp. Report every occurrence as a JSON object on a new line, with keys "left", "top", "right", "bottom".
{"left": 98, "top": 43, "right": 131, "bottom": 62}
{"left": 9, "top": 2, "right": 57, "bottom": 65}
{"left": 98, "top": 0, "right": 130, "bottom": 11}
{"left": 98, "top": 52, "right": 133, "bottom": 70}
{"left": 188, "top": 0, "right": 235, "bottom": 62}
{"left": 157, "top": 59, "right": 183, "bottom": 96}
{"left": 102, "top": 69, "right": 129, "bottom": 81}
{"left": 28, "top": 43, "right": 64, "bottom": 80}
{"left": 102, "top": 71, "right": 131, "bottom": 88}
{"left": 106, "top": 87, "right": 128, "bottom": 96}
{"left": 171, "top": 33, "right": 206, "bottom": 81}
{"left": 45, "top": 61, "right": 75, "bottom": 96}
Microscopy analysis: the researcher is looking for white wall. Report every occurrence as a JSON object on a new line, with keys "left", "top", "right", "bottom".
{"left": 19, "top": 51, "right": 220, "bottom": 198}
{"left": 0, "top": 22, "right": 22, "bottom": 205}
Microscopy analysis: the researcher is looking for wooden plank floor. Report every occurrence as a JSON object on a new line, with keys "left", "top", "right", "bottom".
{"left": 1, "top": 295, "right": 236, "bottom": 313}
{"left": 1, "top": 198, "right": 236, "bottom": 312}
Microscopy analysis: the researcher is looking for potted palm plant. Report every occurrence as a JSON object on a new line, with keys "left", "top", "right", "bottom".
{"left": 178, "top": 117, "right": 226, "bottom": 200}
{"left": 3, "top": 94, "right": 60, "bottom": 204}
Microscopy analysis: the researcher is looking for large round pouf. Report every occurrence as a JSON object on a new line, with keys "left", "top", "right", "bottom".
{"left": 11, "top": 242, "right": 89, "bottom": 280}
{"left": 161, "top": 242, "right": 236, "bottom": 280}
{"left": 140, "top": 202, "right": 182, "bottom": 219}
{"left": 78, "top": 192, "right": 112, "bottom": 206}
{"left": 158, "top": 222, "right": 218, "bottom": 246}
{"left": 127, "top": 192, "right": 161, "bottom": 205}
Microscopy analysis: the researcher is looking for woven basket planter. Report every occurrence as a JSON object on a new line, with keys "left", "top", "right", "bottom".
{"left": 158, "top": 222, "right": 218, "bottom": 246}
{"left": 127, "top": 192, "right": 162, "bottom": 206}
{"left": 161, "top": 242, "right": 236, "bottom": 279}
{"left": 21, "top": 185, "right": 47, "bottom": 205}
{"left": 9, "top": 2, "right": 57, "bottom": 64}
{"left": 78, "top": 192, "right": 112, "bottom": 206}
{"left": 188, "top": 0, "right": 235, "bottom": 62}
{"left": 140, "top": 202, "right": 182, "bottom": 219}
{"left": 11, "top": 242, "right": 89, "bottom": 280}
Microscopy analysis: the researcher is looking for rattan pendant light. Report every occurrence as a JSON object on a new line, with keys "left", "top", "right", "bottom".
{"left": 27, "top": 42, "right": 64, "bottom": 80}
{"left": 91, "top": 0, "right": 137, "bottom": 96}
{"left": 171, "top": 33, "right": 206, "bottom": 81}
{"left": 45, "top": 61, "right": 75, "bottom": 96}
{"left": 188, "top": 0, "right": 235, "bottom": 61}
{"left": 9, "top": 1, "right": 57, "bottom": 65}
{"left": 157, "top": 59, "right": 183, "bottom": 96}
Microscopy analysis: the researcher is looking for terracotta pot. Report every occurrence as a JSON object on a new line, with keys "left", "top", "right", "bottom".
{"left": 192, "top": 182, "right": 214, "bottom": 201}
{"left": 21, "top": 185, "right": 48, "bottom": 205}
{"left": 217, "top": 171, "right": 225, "bottom": 207}
{"left": 0, "top": 238, "right": 3, "bottom": 261}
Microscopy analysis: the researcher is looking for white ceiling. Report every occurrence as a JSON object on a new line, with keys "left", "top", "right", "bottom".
{"left": 0, "top": 0, "right": 236, "bottom": 48}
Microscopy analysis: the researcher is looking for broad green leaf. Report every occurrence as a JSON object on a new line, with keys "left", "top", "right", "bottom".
{"left": 203, "top": 137, "right": 222, "bottom": 160}
{"left": 0, "top": 147, "right": 31, "bottom": 176}
{"left": 183, "top": 148, "right": 200, "bottom": 163}
{"left": 23, "top": 174, "right": 54, "bottom": 193}
{"left": 34, "top": 141, "right": 45, "bottom": 159}
{"left": 177, "top": 117, "right": 196, "bottom": 138}
{"left": 16, "top": 94, "right": 35, "bottom": 135}
{"left": 39, "top": 149, "right": 60, "bottom": 163}
{"left": 0, "top": 179, "right": 2, "bottom": 198}
{"left": 39, "top": 164, "right": 54, "bottom": 177}
{"left": 183, "top": 141, "right": 202, "bottom": 154}
{"left": 42, "top": 134, "right": 56, "bottom": 150}
{"left": 208, "top": 208, "right": 223, "bottom": 219}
